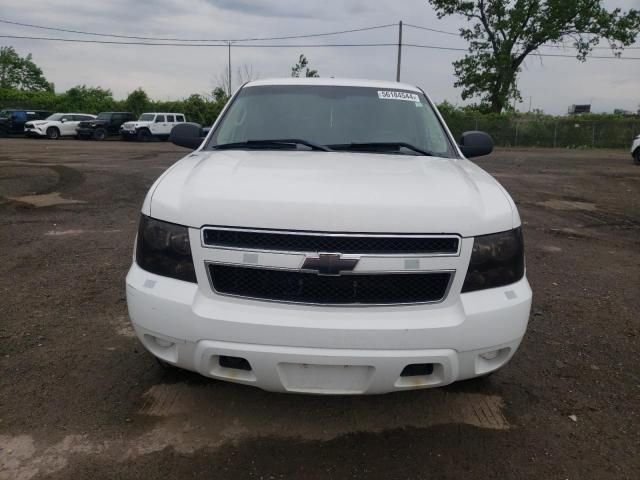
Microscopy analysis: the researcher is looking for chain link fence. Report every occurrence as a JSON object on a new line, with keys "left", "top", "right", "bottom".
{"left": 442, "top": 114, "right": 640, "bottom": 149}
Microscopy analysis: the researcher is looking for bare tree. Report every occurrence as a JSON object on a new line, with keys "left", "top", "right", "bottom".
{"left": 214, "top": 64, "right": 259, "bottom": 99}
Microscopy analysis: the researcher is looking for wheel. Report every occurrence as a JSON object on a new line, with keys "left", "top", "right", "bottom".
{"left": 46, "top": 127, "right": 60, "bottom": 140}
{"left": 136, "top": 129, "right": 152, "bottom": 142}
{"left": 93, "top": 128, "right": 107, "bottom": 141}
{"left": 633, "top": 149, "right": 640, "bottom": 165}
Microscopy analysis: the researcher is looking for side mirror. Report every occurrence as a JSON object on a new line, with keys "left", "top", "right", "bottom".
{"left": 170, "top": 122, "right": 206, "bottom": 149}
{"left": 60, "top": 118, "right": 67, "bottom": 123}
{"left": 459, "top": 131, "right": 494, "bottom": 158}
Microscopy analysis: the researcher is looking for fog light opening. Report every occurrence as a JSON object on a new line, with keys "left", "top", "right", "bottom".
{"left": 480, "top": 350, "right": 500, "bottom": 361}
{"left": 154, "top": 337, "right": 174, "bottom": 348}
{"left": 400, "top": 363, "right": 434, "bottom": 377}
{"left": 219, "top": 355, "right": 252, "bottom": 372}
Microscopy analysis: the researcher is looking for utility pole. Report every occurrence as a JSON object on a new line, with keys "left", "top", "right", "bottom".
{"left": 396, "top": 20, "right": 403, "bottom": 82}
{"left": 227, "top": 42, "right": 232, "bottom": 97}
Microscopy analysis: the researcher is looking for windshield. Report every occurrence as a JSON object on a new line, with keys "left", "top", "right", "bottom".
{"left": 208, "top": 85, "right": 456, "bottom": 157}
{"left": 138, "top": 114, "right": 155, "bottom": 121}
{"left": 46, "top": 114, "right": 65, "bottom": 121}
{"left": 96, "top": 113, "right": 111, "bottom": 120}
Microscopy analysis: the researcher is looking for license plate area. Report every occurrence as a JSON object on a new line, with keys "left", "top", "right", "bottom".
{"left": 277, "top": 363, "right": 375, "bottom": 394}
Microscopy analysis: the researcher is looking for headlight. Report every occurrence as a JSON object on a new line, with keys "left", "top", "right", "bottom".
{"left": 136, "top": 215, "right": 196, "bottom": 283}
{"left": 461, "top": 228, "right": 524, "bottom": 293}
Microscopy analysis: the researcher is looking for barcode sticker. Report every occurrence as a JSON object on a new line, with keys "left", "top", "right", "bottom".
{"left": 378, "top": 91, "right": 420, "bottom": 102}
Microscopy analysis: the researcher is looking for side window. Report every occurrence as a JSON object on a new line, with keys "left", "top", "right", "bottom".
{"left": 166, "top": 115, "right": 175, "bottom": 122}
{"left": 176, "top": 115, "right": 185, "bottom": 122}
{"left": 112, "top": 114, "right": 125, "bottom": 123}
{"left": 15, "top": 111, "right": 28, "bottom": 122}
{"left": 155, "top": 115, "right": 165, "bottom": 123}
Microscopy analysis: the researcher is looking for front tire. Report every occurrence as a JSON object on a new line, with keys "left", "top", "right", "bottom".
{"left": 46, "top": 127, "right": 60, "bottom": 140}
{"left": 633, "top": 149, "right": 640, "bottom": 165}
{"left": 137, "top": 128, "right": 152, "bottom": 142}
{"left": 93, "top": 128, "right": 107, "bottom": 141}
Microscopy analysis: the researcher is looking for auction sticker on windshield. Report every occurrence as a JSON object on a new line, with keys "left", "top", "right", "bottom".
{"left": 378, "top": 91, "right": 421, "bottom": 102}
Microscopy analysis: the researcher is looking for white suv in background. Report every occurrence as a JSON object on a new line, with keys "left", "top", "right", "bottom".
{"left": 120, "top": 112, "right": 186, "bottom": 141}
{"left": 127, "top": 78, "right": 532, "bottom": 395}
{"left": 24, "top": 113, "right": 96, "bottom": 139}
{"left": 632, "top": 134, "right": 640, "bottom": 165}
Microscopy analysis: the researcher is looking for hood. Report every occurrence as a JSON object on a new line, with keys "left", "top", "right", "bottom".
{"left": 27, "top": 120, "right": 49, "bottom": 126}
{"left": 147, "top": 150, "right": 517, "bottom": 236}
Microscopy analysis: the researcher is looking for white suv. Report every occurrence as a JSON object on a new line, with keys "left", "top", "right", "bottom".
{"left": 24, "top": 113, "right": 96, "bottom": 139}
{"left": 120, "top": 112, "right": 186, "bottom": 141}
{"left": 632, "top": 135, "right": 640, "bottom": 165}
{"left": 126, "top": 78, "right": 532, "bottom": 394}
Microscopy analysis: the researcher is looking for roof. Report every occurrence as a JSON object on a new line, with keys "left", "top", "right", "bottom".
{"left": 140, "top": 112, "right": 185, "bottom": 115}
{"left": 244, "top": 77, "right": 422, "bottom": 92}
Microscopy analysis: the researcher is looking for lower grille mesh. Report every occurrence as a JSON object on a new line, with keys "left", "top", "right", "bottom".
{"left": 209, "top": 264, "right": 451, "bottom": 305}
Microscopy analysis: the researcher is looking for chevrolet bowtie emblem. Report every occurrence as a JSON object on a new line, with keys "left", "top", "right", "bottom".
{"left": 301, "top": 253, "right": 359, "bottom": 276}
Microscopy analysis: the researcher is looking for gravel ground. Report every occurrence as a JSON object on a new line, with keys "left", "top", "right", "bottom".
{"left": 0, "top": 139, "right": 638, "bottom": 479}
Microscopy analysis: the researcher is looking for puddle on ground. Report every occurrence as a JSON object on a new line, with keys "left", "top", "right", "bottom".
{"left": 44, "top": 229, "right": 122, "bottom": 236}
{"left": 0, "top": 383, "right": 510, "bottom": 479}
{"left": 537, "top": 199, "right": 596, "bottom": 211}
{"left": 137, "top": 383, "right": 509, "bottom": 435}
{"left": 8, "top": 192, "right": 85, "bottom": 208}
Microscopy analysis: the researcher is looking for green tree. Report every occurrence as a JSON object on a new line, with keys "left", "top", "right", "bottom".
{"left": 212, "top": 86, "right": 229, "bottom": 104}
{"left": 427, "top": 1, "right": 640, "bottom": 113}
{"left": 60, "top": 85, "right": 116, "bottom": 113}
{"left": 0, "top": 46, "right": 52, "bottom": 92}
{"left": 124, "top": 88, "right": 151, "bottom": 117}
{"left": 291, "top": 54, "right": 319, "bottom": 78}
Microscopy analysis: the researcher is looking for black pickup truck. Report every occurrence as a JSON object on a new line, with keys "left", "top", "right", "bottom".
{"left": 76, "top": 112, "right": 134, "bottom": 140}
{"left": 0, "top": 109, "right": 51, "bottom": 136}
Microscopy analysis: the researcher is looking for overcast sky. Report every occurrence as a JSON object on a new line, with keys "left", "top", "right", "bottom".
{"left": 2, "top": 0, "right": 639, "bottom": 114}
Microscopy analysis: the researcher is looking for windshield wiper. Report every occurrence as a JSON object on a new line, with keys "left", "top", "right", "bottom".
{"left": 328, "top": 142, "right": 438, "bottom": 157}
{"left": 212, "top": 139, "right": 332, "bottom": 152}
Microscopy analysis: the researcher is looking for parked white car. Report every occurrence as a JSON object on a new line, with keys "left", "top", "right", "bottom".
{"left": 632, "top": 134, "right": 640, "bottom": 165}
{"left": 24, "top": 113, "right": 96, "bottom": 139}
{"left": 126, "top": 78, "right": 532, "bottom": 394}
{"left": 120, "top": 112, "right": 186, "bottom": 141}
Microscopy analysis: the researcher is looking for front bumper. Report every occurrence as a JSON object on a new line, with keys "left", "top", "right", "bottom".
{"left": 76, "top": 128, "right": 96, "bottom": 137}
{"left": 24, "top": 128, "right": 46, "bottom": 137}
{"left": 120, "top": 129, "right": 137, "bottom": 139}
{"left": 126, "top": 262, "right": 532, "bottom": 394}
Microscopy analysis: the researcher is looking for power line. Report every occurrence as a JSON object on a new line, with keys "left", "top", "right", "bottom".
{"left": 404, "top": 22, "right": 640, "bottom": 50}
{"left": 3, "top": 34, "right": 639, "bottom": 59}
{"left": 0, "top": 18, "right": 395, "bottom": 42}
{"left": 404, "top": 23, "right": 460, "bottom": 36}
{"left": 0, "top": 34, "right": 396, "bottom": 47}
{"left": 404, "top": 42, "right": 640, "bottom": 58}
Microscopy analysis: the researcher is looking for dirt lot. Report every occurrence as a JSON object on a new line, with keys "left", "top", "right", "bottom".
{"left": 0, "top": 139, "right": 638, "bottom": 479}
